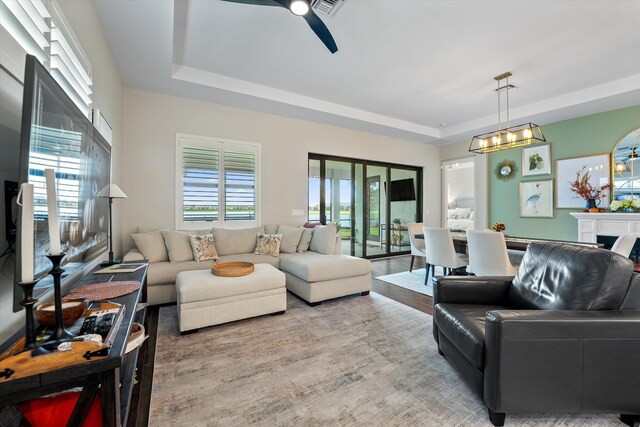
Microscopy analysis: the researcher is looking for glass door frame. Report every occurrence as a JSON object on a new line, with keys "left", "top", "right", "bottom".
{"left": 309, "top": 153, "right": 423, "bottom": 259}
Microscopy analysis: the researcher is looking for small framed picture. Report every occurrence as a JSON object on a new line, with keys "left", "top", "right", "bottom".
{"left": 555, "top": 154, "right": 610, "bottom": 209}
{"left": 520, "top": 179, "right": 554, "bottom": 218}
{"left": 522, "top": 143, "right": 551, "bottom": 177}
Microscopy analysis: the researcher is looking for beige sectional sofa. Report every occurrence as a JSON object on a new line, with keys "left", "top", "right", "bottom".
{"left": 123, "top": 224, "right": 371, "bottom": 306}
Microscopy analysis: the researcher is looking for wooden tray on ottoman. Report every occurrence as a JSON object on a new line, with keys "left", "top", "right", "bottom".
{"left": 212, "top": 262, "right": 254, "bottom": 277}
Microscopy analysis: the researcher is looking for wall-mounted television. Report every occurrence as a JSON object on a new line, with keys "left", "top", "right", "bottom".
{"left": 13, "top": 55, "right": 111, "bottom": 310}
{"left": 388, "top": 178, "right": 416, "bottom": 202}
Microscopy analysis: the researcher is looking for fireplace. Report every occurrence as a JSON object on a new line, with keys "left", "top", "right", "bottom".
{"left": 571, "top": 212, "right": 640, "bottom": 261}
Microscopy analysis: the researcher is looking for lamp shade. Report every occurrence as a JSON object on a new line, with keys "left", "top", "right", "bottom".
{"left": 98, "top": 184, "right": 127, "bottom": 199}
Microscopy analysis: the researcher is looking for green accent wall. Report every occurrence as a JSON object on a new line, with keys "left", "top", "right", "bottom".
{"left": 489, "top": 105, "right": 640, "bottom": 241}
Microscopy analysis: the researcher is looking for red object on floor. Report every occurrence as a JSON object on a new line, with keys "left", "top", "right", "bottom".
{"left": 18, "top": 391, "right": 101, "bottom": 427}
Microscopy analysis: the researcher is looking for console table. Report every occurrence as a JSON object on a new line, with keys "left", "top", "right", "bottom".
{"left": 0, "top": 261, "right": 148, "bottom": 427}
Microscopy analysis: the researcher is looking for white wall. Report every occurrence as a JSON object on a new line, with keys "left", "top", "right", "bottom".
{"left": 120, "top": 88, "right": 441, "bottom": 251}
{"left": 0, "top": 0, "right": 123, "bottom": 343}
{"left": 440, "top": 142, "right": 488, "bottom": 230}
{"left": 446, "top": 165, "right": 474, "bottom": 204}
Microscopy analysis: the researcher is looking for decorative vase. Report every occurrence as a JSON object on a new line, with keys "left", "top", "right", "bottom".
{"left": 625, "top": 207, "right": 635, "bottom": 213}
{"left": 586, "top": 199, "right": 598, "bottom": 210}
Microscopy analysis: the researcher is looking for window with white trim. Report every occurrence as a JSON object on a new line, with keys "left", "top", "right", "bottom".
{"left": 176, "top": 134, "right": 260, "bottom": 230}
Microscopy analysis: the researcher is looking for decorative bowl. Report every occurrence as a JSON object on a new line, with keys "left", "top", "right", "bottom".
{"left": 212, "top": 261, "right": 254, "bottom": 277}
{"left": 35, "top": 298, "right": 88, "bottom": 327}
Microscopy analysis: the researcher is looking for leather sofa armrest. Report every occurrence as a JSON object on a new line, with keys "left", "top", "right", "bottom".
{"left": 485, "top": 310, "right": 640, "bottom": 339}
{"left": 123, "top": 249, "right": 145, "bottom": 262}
{"left": 434, "top": 276, "right": 512, "bottom": 305}
{"left": 483, "top": 310, "right": 640, "bottom": 413}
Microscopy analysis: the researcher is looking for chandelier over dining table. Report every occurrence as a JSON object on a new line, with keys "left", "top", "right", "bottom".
{"left": 469, "top": 72, "right": 546, "bottom": 154}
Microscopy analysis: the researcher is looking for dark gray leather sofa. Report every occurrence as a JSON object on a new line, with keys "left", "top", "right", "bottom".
{"left": 433, "top": 242, "right": 640, "bottom": 426}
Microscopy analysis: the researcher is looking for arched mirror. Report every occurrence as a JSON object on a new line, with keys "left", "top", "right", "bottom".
{"left": 612, "top": 127, "right": 640, "bottom": 201}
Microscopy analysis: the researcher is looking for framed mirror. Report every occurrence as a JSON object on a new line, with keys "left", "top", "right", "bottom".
{"left": 612, "top": 127, "right": 640, "bottom": 201}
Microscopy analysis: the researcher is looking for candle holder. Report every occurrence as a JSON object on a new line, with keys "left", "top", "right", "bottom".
{"left": 17, "top": 280, "right": 49, "bottom": 356}
{"left": 45, "top": 252, "right": 74, "bottom": 342}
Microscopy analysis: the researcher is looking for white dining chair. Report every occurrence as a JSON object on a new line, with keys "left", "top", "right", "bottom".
{"left": 466, "top": 229, "right": 518, "bottom": 276}
{"left": 423, "top": 227, "right": 469, "bottom": 283}
{"left": 407, "top": 223, "right": 427, "bottom": 272}
{"left": 611, "top": 234, "right": 637, "bottom": 259}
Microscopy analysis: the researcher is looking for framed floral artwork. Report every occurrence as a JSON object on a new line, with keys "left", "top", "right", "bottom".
{"left": 520, "top": 179, "right": 554, "bottom": 218}
{"left": 522, "top": 143, "right": 551, "bottom": 177}
{"left": 555, "top": 154, "right": 610, "bottom": 209}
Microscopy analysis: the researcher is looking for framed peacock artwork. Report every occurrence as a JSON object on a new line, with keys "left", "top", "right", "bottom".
{"left": 520, "top": 179, "right": 554, "bottom": 218}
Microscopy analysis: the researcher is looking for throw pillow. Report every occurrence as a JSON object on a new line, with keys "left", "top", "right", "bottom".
{"left": 211, "top": 226, "right": 265, "bottom": 255}
{"left": 161, "top": 231, "right": 194, "bottom": 262}
{"left": 254, "top": 234, "right": 283, "bottom": 256}
{"left": 297, "top": 228, "right": 314, "bottom": 253}
{"left": 277, "top": 225, "right": 304, "bottom": 253}
{"left": 189, "top": 234, "right": 219, "bottom": 262}
{"left": 130, "top": 230, "right": 168, "bottom": 263}
{"left": 309, "top": 223, "right": 337, "bottom": 255}
{"left": 303, "top": 221, "right": 321, "bottom": 228}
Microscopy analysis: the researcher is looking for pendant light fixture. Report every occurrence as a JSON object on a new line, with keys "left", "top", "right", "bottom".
{"left": 469, "top": 72, "right": 546, "bottom": 154}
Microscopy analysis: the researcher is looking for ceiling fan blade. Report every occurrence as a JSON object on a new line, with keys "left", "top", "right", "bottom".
{"left": 220, "top": 0, "right": 282, "bottom": 6}
{"left": 303, "top": 9, "right": 338, "bottom": 53}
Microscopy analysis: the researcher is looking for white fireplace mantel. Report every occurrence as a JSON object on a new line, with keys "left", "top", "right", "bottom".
{"left": 570, "top": 212, "right": 640, "bottom": 243}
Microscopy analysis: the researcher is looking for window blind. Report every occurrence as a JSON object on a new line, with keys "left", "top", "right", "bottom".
{"left": 182, "top": 146, "right": 219, "bottom": 223}
{"left": 1, "top": 0, "right": 93, "bottom": 118}
{"left": 224, "top": 150, "right": 256, "bottom": 221}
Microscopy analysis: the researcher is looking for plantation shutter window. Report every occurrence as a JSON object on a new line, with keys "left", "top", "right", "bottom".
{"left": 182, "top": 146, "right": 219, "bottom": 223}
{"left": 224, "top": 150, "right": 256, "bottom": 222}
{"left": 176, "top": 135, "right": 260, "bottom": 229}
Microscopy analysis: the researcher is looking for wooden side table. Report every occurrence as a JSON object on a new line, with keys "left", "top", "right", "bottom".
{"left": 0, "top": 261, "right": 148, "bottom": 427}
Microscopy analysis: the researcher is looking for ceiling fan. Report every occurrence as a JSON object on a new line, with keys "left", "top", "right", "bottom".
{"left": 220, "top": 0, "right": 338, "bottom": 53}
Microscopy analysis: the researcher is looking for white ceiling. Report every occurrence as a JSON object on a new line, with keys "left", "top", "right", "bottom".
{"left": 93, "top": 0, "right": 640, "bottom": 145}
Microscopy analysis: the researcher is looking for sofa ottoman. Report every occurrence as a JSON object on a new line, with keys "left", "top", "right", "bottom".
{"left": 176, "top": 263, "right": 286, "bottom": 333}
{"left": 279, "top": 252, "right": 372, "bottom": 305}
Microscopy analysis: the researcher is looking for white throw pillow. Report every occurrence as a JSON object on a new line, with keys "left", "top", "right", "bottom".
{"left": 297, "top": 228, "right": 314, "bottom": 253}
{"left": 469, "top": 211, "right": 475, "bottom": 221}
{"left": 130, "top": 230, "right": 168, "bottom": 263}
{"left": 309, "top": 223, "right": 337, "bottom": 255}
{"left": 189, "top": 234, "right": 219, "bottom": 262}
{"left": 254, "top": 234, "right": 283, "bottom": 257}
{"left": 277, "top": 225, "right": 304, "bottom": 254}
{"left": 162, "top": 231, "right": 194, "bottom": 262}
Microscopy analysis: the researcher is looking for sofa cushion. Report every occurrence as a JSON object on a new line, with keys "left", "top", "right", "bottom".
{"left": 190, "top": 234, "right": 219, "bottom": 262}
{"left": 435, "top": 303, "right": 508, "bottom": 369}
{"left": 297, "top": 228, "right": 314, "bottom": 253}
{"left": 279, "top": 252, "right": 370, "bottom": 282}
{"left": 162, "top": 231, "right": 194, "bottom": 262}
{"left": 277, "top": 225, "right": 303, "bottom": 253}
{"left": 211, "top": 226, "right": 265, "bottom": 255}
{"left": 147, "top": 260, "right": 212, "bottom": 286}
{"left": 509, "top": 242, "right": 634, "bottom": 310}
{"left": 130, "top": 230, "right": 168, "bottom": 263}
{"left": 309, "top": 223, "right": 337, "bottom": 255}
{"left": 254, "top": 234, "right": 283, "bottom": 256}
{"left": 216, "top": 253, "right": 280, "bottom": 268}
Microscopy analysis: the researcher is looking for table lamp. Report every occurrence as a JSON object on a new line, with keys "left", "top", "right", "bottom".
{"left": 98, "top": 184, "right": 127, "bottom": 267}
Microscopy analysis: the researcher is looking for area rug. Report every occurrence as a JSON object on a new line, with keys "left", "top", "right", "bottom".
{"left": 149, "top": 293, "right": 620, "bottom": 426}
{"left": 375, "top": 268, "right": 437, "bottom": 296}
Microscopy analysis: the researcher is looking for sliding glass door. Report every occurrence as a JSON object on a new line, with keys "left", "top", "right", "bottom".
{"left": 308, "top": 154, "right": 422, "bottom": 259}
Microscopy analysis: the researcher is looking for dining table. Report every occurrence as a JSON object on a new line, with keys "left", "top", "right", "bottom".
{"left": 413, "top": 231, "right": 604, "bottom": 285}
{"left": 413, "top": 231, "right": 603, "bottom": 252}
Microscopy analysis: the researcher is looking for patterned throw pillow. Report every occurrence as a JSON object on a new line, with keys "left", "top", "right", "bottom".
{"left": 189, "top": 234, "right": 219, "bottom": 262}
{"left": 254, "top": 234, "right": 283, "bottom": 257}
